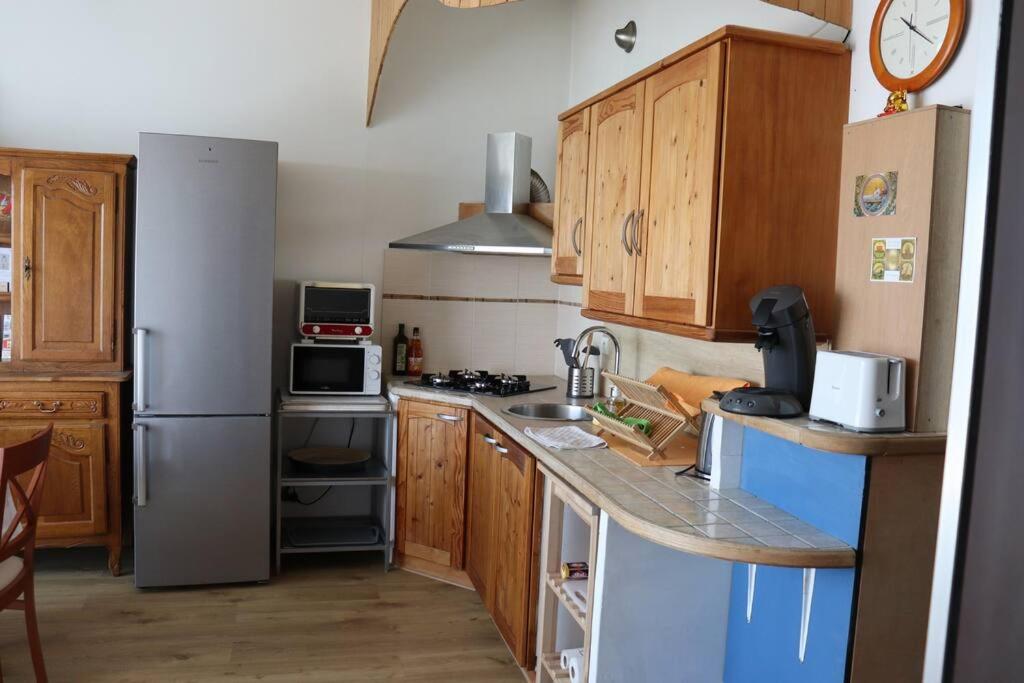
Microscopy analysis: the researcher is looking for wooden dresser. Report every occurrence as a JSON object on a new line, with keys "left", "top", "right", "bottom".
{"left": 0, "top": 148, "right": 134, "bottom": 575}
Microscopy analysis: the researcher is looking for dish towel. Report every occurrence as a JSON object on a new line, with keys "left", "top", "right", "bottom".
{"left": 524, "top": 426, "right": 607, "bottom": 450}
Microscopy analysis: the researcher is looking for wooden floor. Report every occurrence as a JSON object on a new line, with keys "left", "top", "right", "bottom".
{"left": 0, "top": 549, "right": 522, "bottom": 681}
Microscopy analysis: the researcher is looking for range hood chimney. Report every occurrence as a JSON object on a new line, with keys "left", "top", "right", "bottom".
{"left": 388, "top": 132, "right": 552, "bottom": 256}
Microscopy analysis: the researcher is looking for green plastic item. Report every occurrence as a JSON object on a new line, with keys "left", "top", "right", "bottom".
{"left": 622, "top": 417, "right": 653, "bottom": 436}
{"left": 589, "top": 402, "right": 653, "bottom": 436}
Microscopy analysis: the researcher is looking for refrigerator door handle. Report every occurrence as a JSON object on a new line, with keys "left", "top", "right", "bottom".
{"left": 133, "top": 422, "right": 148, "bottom": 507}
{"left": 133, "top": 328, "right": 148, "bottom": 412}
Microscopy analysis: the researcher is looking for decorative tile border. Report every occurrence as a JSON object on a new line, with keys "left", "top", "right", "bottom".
{"left": 382, "top": 292, "right": 580, "bottom": 307}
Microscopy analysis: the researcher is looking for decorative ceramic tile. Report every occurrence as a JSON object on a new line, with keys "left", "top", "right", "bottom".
{"left": 794, "top": 532, "right": 849, "bottom": 549}
{"left": 669, "top": 508, "right": 722, "bottom": 526}
{"left": 517, "top": 258, "right": 558, "bottom": 300}
{"left": 694, "top": 523, "right": 750, "bottom": 540}
{"left": 751, "top": 507, "right": 799, "bottom": 523}
{"left": 383, "top": 249, "right": 431, "bottom": 296}
{"left": 696, "top": 499, "right": 748, "bottom": 518}
{"left": 751, "top": 534, "right": 812, "bottom": 549}
{"left": 472, "top": 255, "right": 520, "bottom": 298}
{"left": 657, "top": 498, "right": 703, "bottom": 517}
{"left": 772, "top": 519, "right": 823, "bottom": 537}
{"left": 733, "top": 520, "right": 785, "bottom": 537}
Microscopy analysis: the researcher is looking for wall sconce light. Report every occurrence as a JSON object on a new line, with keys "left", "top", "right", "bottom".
{"left": 614, "top": 20, "right": 637, "bottom": 53}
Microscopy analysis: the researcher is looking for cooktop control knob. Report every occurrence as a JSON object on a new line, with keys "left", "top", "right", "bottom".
{"left": 312, "top": 325, "right": 321, "bottom": 334}
{"left": 354, "top": 326, "right": 363, "bottom": 335}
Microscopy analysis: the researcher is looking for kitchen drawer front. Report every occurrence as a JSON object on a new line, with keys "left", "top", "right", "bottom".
{"left": 0, "top": 422, "right": 108, "bottom": 539}
{"left": 0, "top": 391, "right": 106, "bottom": 419}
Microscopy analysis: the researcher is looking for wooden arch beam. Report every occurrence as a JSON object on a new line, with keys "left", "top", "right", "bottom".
{"left": 367, "top": 0, "right": 520, "bottom": 126}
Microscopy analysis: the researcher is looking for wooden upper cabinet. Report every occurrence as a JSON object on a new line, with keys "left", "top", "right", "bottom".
{"left": 633, "top": 44, "right": 724, "bottom": 327}
{"left": 551, "top": 109, "right": 591, "bottom": 285}
{"left": 563, "top": 27, "right": 849, "bottom": 341}
{"left": 396, "top": 399, "right": 468, "bottom": 570}
{"left": 13, "top": 164, "right": 122, "bottom": 365}
{"left": 582, "top": 83, "right": 645, "bottom": 316}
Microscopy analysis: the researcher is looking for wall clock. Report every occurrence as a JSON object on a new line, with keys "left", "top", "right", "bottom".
{"left": 870, "top": 0, "right": 966, "bottom": 93}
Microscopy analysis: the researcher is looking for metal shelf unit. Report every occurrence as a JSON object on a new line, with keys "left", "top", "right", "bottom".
{"left": 274, "top": 395, "right": 394, "bottom": 573}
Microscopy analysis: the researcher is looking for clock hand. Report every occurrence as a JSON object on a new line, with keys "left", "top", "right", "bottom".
{"left": 900, "top": 15, "right": 935, "bottom": 45}
{"left": 910, "top": 23, "right": 934, "bottom": 44}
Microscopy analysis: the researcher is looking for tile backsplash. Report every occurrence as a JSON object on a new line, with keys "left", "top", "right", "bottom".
{"left": 381, "top": 250, "right": 565, "bottom": 375}
{"left": 382, "top": 249, "right": 766, "bottom": 387}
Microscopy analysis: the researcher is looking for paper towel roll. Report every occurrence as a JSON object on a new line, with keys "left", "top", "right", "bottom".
{"left": 568, "top": 650, "right": 584, "bottom": 683}
{"left": 560, "top": 647, "right": 583, "bottom": 671}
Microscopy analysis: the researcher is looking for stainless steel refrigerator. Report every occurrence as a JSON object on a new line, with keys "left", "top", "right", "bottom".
{"left": 132, "top": 133, "right": 277, "bottom": 588}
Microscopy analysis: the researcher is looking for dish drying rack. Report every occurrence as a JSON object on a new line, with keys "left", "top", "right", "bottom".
{"left": 583, "top": 371, "right": 700, "bottom": 462}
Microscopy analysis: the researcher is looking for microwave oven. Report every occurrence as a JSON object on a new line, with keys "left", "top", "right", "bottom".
{"left": 298, "top": 281, "right": 375, "bottom": 340}
{"left": 290, "top": 343, "right": 383, "bottom": 396}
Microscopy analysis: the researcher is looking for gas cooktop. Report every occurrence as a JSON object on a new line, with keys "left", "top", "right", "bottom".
{"left": 405, "top": 370, "right": 555, "bottom": 398}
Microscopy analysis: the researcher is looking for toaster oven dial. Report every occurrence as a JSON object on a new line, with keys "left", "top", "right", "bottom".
{"left": 369, "top": 370, "right": 381, "bottom": 380}
{"left": 312, "top": 325, "right": 321, "bottom": 334}
{"left": 354, "top": 326, "right": 363, "bottom": 335}
{"left": 369, "top": 354, "right": 381, "bottom": 365}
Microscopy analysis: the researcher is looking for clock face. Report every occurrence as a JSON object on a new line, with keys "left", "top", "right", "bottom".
{"left": 879, "top": 0, "right": 952, "bottom": 79}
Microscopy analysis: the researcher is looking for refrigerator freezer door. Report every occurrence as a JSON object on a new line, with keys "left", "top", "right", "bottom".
{"left": 133, "top": 416, "right": 270, "bottom": 587}
{"left": 135, "top": 133, "right": 277, "bottom": 416}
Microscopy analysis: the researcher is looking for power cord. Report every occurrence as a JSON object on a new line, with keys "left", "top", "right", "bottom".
{"left": 295, "top": 487, "right": 331, "bottom": 506}
{"left": 291, "top": 418, "right": 357, "bottom": 506}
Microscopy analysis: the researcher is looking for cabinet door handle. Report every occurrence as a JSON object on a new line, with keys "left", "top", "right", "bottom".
{"left": 620, "top": 210, "right": 635, "bottom": 256}
{"left": 133, "top": 423, "right": 148, "bottom": 507}
{"left": 495, "top": 445, "right": 509, "bottom": 455}
{"left": 436, "top": 413, "right": 463, "bottom": 423}
{"left": 23, "top": 257, "right": 31, "bottom": 280}
{"left": 571, "top": 217, "right": 583, "bottom": 256}
{"left": 32, "top": 400, "right": 61, "bottom": 413}
{"left": 632, "top": 209, "right": 644, "bottom": 255}
{"left": 483, "top": 435, "right": 498, "bottom": 445}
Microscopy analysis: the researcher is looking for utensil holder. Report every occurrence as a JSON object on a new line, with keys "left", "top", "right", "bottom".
{"left": 567, "top": 367, "right": 595, "bottom": 399}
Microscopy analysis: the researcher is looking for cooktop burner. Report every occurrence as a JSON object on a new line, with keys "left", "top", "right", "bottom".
{"left": 406, "top": 371, "right": 555, "bottom": 397}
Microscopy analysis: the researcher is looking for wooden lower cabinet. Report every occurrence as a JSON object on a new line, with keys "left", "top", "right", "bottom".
{"left": 395, "top": 399, "right": 468, "bottom": 573}
{"left": 464, "top": 413, "right": 541, "bottom": 668}
{"left": 396, "top": 402, "right": 544, "bottom": 669}
{"left": 465, "top": 414, "right": 498, "bottom": 600}
{"left": 0, "top": 379, "right": 125, "bottom": 575}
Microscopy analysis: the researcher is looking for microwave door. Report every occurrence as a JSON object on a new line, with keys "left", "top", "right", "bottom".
{"left": 291, "top": 345, "right": 366, "bottom": 394}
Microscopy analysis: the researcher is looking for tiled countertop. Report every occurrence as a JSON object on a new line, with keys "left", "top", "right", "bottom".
{"left": 388, "top": 378, "right": 855, "bottom": 568}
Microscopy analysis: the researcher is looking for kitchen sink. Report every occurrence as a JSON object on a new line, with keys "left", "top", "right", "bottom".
{"left": 505, "top": 403, "right": 591, "bottom": 421}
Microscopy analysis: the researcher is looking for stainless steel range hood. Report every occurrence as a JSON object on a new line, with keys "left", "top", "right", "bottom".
{"left": 389, "top": 132, "right": 552, "bottom": 256}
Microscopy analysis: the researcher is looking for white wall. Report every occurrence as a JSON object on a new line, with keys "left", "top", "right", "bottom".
{"left": 0, "top": 0, "right": 572, "bottom": 387}
{"left": 566, "top": 0, "right": 835, "bottom": 104}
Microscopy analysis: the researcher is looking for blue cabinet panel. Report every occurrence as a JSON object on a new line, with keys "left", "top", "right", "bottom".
{"left": 724, "top": 564, "right": 855, "bottom": 683}
{"left": 739, "top": 428, "right": 866, "bottom": 547}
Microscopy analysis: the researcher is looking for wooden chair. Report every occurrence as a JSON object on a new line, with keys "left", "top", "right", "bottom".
{"left": 0, "top": 425, "right": 52, "bottom": 683}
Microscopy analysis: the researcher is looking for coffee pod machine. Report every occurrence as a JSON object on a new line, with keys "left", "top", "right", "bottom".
{"left": 720, "top": 285, "right": 816, "bottom": 418}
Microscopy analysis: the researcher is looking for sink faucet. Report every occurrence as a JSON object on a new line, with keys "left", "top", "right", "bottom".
{"left": 571, "top": 326, "right": 621, "bottom": 399}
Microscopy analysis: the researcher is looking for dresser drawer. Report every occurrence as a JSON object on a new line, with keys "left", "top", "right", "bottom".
{"left": 0, "top": 391, "right": 106, "bottom": 419}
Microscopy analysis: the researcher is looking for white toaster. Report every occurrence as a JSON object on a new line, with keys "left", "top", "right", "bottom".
{"left": 809, "top": 351, "right": 906, "bottom": 432}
